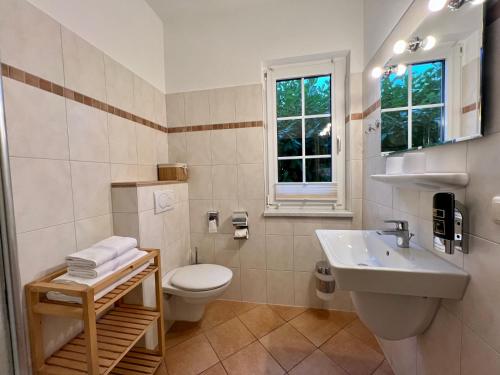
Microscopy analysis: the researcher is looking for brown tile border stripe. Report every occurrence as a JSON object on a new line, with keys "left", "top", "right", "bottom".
{"left": 362, "top": 99, "right": 381, "bottom": 119}
{"left": 166, "top": 121, "right": 263, "bottom": 133}
{"left": 462, "top": 102, "right": 478, "bottom": 114}
{"left": 0, "top": 62, "right": 168, "bottom": 133}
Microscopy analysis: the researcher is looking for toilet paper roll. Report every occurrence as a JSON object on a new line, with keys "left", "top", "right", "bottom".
{"left": 234, "top": 228, "right": 249, "bottom": 239}
{"left": 208, "top": 219, "right": 218, "bottom": 233}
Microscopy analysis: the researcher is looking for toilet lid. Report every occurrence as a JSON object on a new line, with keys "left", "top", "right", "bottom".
{"left": 170, "top": 264, "right": 233, "bottom": 291}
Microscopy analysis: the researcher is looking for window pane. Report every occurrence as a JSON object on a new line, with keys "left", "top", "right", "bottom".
{"left": 304, "top": 75, "right": 331, "bottom": 115}
{"left": 412, "top": 61, "right": 444, "bottom": 106}
{"left": 306, "top": 158, "right": 332, "bottom": 182}
{"left": 278, "top": 159, "right": 303, "bottom": 182}
{"left": 412, "top": 107, "right": 444, "bottom": 148}
{"left": 305, "top": 117, "right": 332, "bottom": 155}
{"left": 381, "top": 111, "right": 408, "bottom": 152}
{"left": 277, "top": 119, "right": 302, "bottom": 156}
{"left": 381, "top": 71, "right": 408, "bottom": 109}
{"left": 276, "top": 79, "right": 301, "bottom": 117}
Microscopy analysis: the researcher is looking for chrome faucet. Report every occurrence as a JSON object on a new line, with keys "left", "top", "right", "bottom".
{"left": 377, "top": 220, "right": 414, "bottom": 248}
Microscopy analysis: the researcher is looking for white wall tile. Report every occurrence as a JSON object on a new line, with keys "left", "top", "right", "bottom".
{"left": 238, "top": 199, "right": 265, "bottom": 234}
{"left": 235, "top": 84, "right": 263, "bottom": 122}
{"left": 209, "top": 87, "right": 236, "bottom": 124}
{"left": 241, "top": 268, "right": 267, "bottom": 303}
{"left": 166, "top": 93, "right": 186, "bottom": 127}
{"left": 266, "top": 218, "right": 294, "bottom": 235}
{"left": 70, "top": 161, "right": 111, "bottom": 220}
{"left": 133, "top": 75, "right": 155, "bottom": 121}
{"left": 213, "top": 199, "right": 239, "bottom": 234}
{"left": 110, "top": 164, "right": 138, "bottom": 183}
{"left": 0, "top": 0, "right": 64, "bottom": 84}
{"left": 104, "top": 55, "right": 134, "bottom": 112}
{"left": 185, "top": 90, "right": 210, "bottom": 126}
{"left": 212, "top": 165, "right": 238, "bottom": 200}
{"left": 67, "top": 100, "right": 109, "bottom": 162}
{"left": 75, "top": 214, "right": 113, "bottom": 250}
{"left": 186, "top": 131, "right": 212, "bottom": 166}
{"left": 108, "top": 115, "right": 138, "bottom": 164}
{"left": 191, "top": 233, "right": 215, "bottom": 263}
{"left": 139, "top": 209, "right": 164, "bottom": 249}
{"left": 10, "top": 157, "right": 74, "bottom": 233}
{"left": 211, "top": 129, "right": 236, "bottom": 165}
{"left": 112, "top": 212, "right": 139, "bottom": 240}
{"left": 240, "top": 234, "right": 266, "bottom": 269}
{"left": 111, "top": 187, "right": 138, "bottom": 213}
{"left": 61, "top": 27, "right": 106, "bottom": 101}
{"left": 168, "top": 133, "right": 187, "bottom": 163}
{"left": 293, "top": 236, "right": 324, "bottom": 272}
{"left": 188, "top": 166, "right": 213, "bottom": 199}
{"left": 17, "top": 222, "right": 76, "bottom": 285}
{"left": 461, "top": 325, "right": 500, "bottom": 375}
{"left": 236, "top": 127, "right": 264, "bottom": 164}
{"left": 222, "top": 267, "right": 241, "bottom": 301}
{"left": 4, "top": 79, "right": 69, "bottom": 160}
{"left": 267, "top": 270, "right": 294, "bottom": 305}
{"left": 189, "top": 199, "right": 214, "bottom": 233}
{"left": 136, "top": 125, "right": 158, "bottom": 165}
{"left": 157, "top": 133, "right": 169, "bottom": 164}
{"left": 265, "top": 235, "right": 293, "bottom": 271}
{"left": 293, "top": 271, "right": 322, "bottom": 308}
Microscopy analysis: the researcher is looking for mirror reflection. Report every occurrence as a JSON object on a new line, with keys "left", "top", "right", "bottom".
{"left": 377, "top": 0, "right": 484, "bottom": 154}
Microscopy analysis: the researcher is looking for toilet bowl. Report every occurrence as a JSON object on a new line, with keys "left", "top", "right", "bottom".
{"left": 162, "top": 264, "right": 232, "bottom": 322}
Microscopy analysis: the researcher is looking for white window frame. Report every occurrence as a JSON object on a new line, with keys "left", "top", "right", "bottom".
{"left": 264, "top": 55, "right": 347, "bottom": 213}
{"left": 381, "top": 44, "right": 461, "bottom": 153}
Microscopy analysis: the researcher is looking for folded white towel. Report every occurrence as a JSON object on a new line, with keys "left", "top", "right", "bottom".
{"left": 68, "top": 248, "right": 140, "bottom": 278}
{"left": 48, "top": 249, "right": 148, "bottom": 304}
{"left": 65, "top": 236, "right": 138, "bottom": 268}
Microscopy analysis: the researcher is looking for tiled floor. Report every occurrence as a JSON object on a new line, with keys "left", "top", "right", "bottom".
{"left": 154, "top": 300, "right": 394, "bottom": 375}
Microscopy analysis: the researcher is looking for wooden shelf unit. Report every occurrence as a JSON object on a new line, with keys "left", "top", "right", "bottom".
{"left": 26, "top": 249, "right": 165, "bottom": 375}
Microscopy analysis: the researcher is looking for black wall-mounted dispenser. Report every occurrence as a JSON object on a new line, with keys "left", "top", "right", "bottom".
{"left": 433, "top": 192, "right": 467, "bottom": 254}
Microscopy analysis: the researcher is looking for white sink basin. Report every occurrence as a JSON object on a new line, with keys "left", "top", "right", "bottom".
{"left": 315, "top": 230, "right": 470, "bottom": 339}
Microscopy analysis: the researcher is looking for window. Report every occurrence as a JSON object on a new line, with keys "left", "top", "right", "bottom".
{"left": 265, "top": 57, "right": 346, "bottom": 211}
{"left": 381, "top": 60, "right": 446, "bottom": 152}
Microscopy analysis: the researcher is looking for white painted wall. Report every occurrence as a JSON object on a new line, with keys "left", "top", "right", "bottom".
{"left": 27, "top": 0, "right": 166, "bottom": 92}
{"left": 147, "top": 0, "right": 364, "bottom": 93}
{"left": 363, "top": 0, "right": 413, "bottom": 67}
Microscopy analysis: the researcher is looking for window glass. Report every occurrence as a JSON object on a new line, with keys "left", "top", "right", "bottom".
{"left": 412, "top": 107, "right": 443, "bottom": 148}
{"left": 381, "top": 72, "right": 408, "bottom": 109}
{"left": 305, "top": 118, "right": 332, "bottom": 155}
{"left": 412, "top": 62, "right": 444, "bottom": 105}
{"left": 304, "top": 75, "right": 331, "bottom": 115}
{"left": 381, "top": 111, "right": 408, "bottom": 152}
{"left": 276, "top": 79, "right": 301, "bottom": 117}
{"left": 278, "top": 159, "right": 302, "bottom": 182}
{"left": 306, "top": 158, "right": 332, "bottom": 182}
{"left": 277, "top": 119, "right": 302, "bottom": 157}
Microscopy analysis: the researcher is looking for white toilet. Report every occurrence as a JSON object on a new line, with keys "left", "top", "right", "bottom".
{"left": 162, "top": 263, "right": 233, "bottom": 322}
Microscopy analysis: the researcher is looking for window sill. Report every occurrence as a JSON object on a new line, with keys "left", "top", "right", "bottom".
{"left": 263, "top": 208, "right": 354, "bottom": 218}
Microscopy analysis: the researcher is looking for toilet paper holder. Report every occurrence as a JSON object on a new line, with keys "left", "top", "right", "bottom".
{"left": 232, "top": 211, "right": 249, "bottom": 239}
{"left": 207, "top": 211, "right": 219, "bottom": 226}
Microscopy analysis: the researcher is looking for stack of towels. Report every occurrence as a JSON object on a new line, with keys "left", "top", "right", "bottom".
{"left": 47, "top": 236, "right": 148, "bottom": 304}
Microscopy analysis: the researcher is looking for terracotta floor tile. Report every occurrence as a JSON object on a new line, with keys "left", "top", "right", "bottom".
{"left": 221, "top": 300, "right": 261, "bottom": 315}
{"left": 165, "top": 320, "right": 203, "bottom": 349}
{"left": 345, "top": 319, "right": 382, "bottom": 354}
{"left": 239, "top": 305, "right": 286, "bottom": 338}
{"left": 373, "top": 360, "right": 395, "bottom": 375}
{"left": 205, "top": 317, "right": 256, "bottom": 359}
{"left": 288, "top": 350, "right": 348, "bottom": 375}
{"left": 269, "top": 304, "right": 307, "bottom": 321}
{"left": 154, "top": 361, "right": 169, "bottom": 375}
{"left": 222, "top": 341, "right": 285, "bottom": 375}
{"left": 259, "top": 323, "right": 315, "bottom": 370}
{"left": 289, "top": 309, "right": 344, "bottom": 347}
{"left": 201, "top": 362, "right": 228, "bottom": 375}
{"left": 200, "top": 300, "right": 237, "bottom": 330}
{"left": 320, "top": 330, "right": 384, "bottom": 375}
{"left": 164, "top": 334, "right": 219, "bottom": 375}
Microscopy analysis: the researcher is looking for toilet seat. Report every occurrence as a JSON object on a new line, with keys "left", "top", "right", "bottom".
{"left": 170, "top": 264, "right": 232, "bottom": 291}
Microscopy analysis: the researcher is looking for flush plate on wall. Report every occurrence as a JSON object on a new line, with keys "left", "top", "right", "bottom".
{"left": 154, "top": 190, "right": 174, "bottom": 214}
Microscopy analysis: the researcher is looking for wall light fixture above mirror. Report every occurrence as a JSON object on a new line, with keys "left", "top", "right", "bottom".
{"left": 373, "top": 0, "right": 485, "bottom": 155}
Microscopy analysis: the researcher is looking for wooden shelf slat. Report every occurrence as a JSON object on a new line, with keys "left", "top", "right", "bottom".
{"left": 109, "top": 348, "right": 162, "bottom": 375}
{"left": 41, "top": 306, "right": 160, "bottom": 375}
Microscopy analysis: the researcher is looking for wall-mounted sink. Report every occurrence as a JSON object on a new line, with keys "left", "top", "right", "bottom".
{"left": 315, "top": 230, "right": 469, "bottom": 340}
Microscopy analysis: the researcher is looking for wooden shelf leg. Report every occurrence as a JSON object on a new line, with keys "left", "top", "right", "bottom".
{"left": 154, "top": 255, "right": 165, "bottom": 357}
{"left": 82, "top": 289, "right": 100, "bottom": 375}
{"left": 26, "top": 289, "right": 44, "bottom": 375}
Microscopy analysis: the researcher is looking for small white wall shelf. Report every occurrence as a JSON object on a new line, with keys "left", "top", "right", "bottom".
{"left": 371, "top": 173, "right": 469, "bottom": 190}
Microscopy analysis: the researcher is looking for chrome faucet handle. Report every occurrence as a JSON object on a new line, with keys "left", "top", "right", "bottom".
{"left": 384, "top": 220, "right": 409, "bottom": 231}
